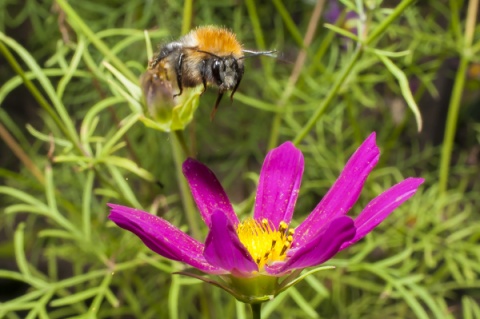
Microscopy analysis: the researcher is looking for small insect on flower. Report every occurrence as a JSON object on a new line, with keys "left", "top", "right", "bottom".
{"left": 149, "top": 25, "right": 276, "bottom": 119}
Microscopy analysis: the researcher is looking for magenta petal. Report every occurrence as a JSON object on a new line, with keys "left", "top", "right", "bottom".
{"left": 266, "top": 216, "right": 355, "bottom": 275}
{"left": 182, "top": 158, "right": 239, "bottom": 227}
{"left": 340, "top": 177, "right": 424, "bottom": 250}
{"left": 254, "top": 142, "right": 304, "bottom": 227}
{"left": 108, "top": 204, "right": 224, "bottom": 274}
{"left": 294, "top": 133, "right": 379, "bottom": 247}
{"left": 203, "top": 210, "right": 258, "bottom": 277}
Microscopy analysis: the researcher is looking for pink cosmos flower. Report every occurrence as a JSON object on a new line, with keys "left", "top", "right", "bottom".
{"left": 108, "top": 133, "right": 423, "bottom": 300}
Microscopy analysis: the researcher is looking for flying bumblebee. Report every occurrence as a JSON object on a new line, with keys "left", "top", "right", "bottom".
{"left": 148, "top": 25, "right": 276, "bottom": 118}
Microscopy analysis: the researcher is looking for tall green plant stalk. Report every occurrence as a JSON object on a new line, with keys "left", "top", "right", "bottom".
{"left": 170, "top": 131, "right": 201, "bottom": 239}
{"left": 292, "top": 0, "right": 416, "bottom": 145}
{"left": 438, "top": 0, "right": 478, "bottom": 194}
{"left": 181, "top": 0, "right": 193, "bottom": 35}
{"left": 244, "top": 0, "right": 273, "bottom": 76}
{"left": 245, "top": 0, "right": 268, "bottom": 51}
{"left": 268, "top": 0, "right": 325, "bottom": 150}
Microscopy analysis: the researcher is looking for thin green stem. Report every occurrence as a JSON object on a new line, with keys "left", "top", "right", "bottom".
{"left": 365, "top": 0, "right": 416, "bottom": 45}
{"left": 170, "top": 131, "right": 201, "bottom": 239}
{"left": 181, "top": 0, "right": 193, "bottom": 35}
{"left": 250, "top": 303, "right": 261, "bottom": 319}
{"left": 244, "top": 0, "right": 273, "bottom": 77}
{"left": 271, "top": 0, "right": 305, "bottom": 48}
{"left": 55, "top": 0, "right": 137, "bottom": 83}
{"left": 464, "top": 0, "right": 479, "bottom": 45}
{"left": 174, "top": 130, "right": 191, "bottom": 157}
{"left": 0, "top": 41, "right": 70, "bottom": 144}
{"left": 268, "top": 0, "right": 325, "bottom": 150}
{"left": 169, "top": 274, "right": 180, "bottom": 319}
{"left": 245, "top": 0, "right": 267, "bottom": 50}
{"left": 292, "top": 0, "right": 416, "bottom": 145}
{"left": 82, "top": 169, "right": 95, "bottom": 242}
{"left": 439, "top": 0, "right": 478, "bottom": 194}
{"left": 449, "top": 0, "right": 462, "bottom": 42}
{"left": 0, "top": 122, "right": 45, "bottom": 184}
{"left": 293, "top": 48, "right": 362, "bottom": 145}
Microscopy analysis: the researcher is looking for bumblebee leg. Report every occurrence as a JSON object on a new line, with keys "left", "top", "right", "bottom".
{"left": 173, "top": 53, "right": 184, "bottom": 97}
{"left": 210, "top": 91, "right": 224, "bottom": 121}
{"left": 230, "top": 77, "right": 242, "bottom": 102}
{"left": 200, "top": 60, "right": 207, "bottom": 95}
{"left": 230, "top": 61, "right": 244, "bottom": 103}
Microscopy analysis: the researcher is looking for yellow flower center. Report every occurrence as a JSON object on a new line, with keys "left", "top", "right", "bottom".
{"left": 236, "top": 218, "right": 295, "bottom": 271}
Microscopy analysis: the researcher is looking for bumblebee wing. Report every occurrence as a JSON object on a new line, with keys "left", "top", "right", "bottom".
{"left": 150, "top": 42, "right": 184, "bottom": 68}
{"left": 241, "top": 49, "right": 277, "bottom": 58}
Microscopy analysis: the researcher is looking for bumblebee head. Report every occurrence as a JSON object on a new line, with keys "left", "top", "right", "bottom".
{"left": 210, "top": 49, "right": 276, "bottom": 92}
{"left": 212, "top": 55, "right": 244, "bottom": 92}
{"left": 195, "top": 48, "right": 276, "bottom": 120}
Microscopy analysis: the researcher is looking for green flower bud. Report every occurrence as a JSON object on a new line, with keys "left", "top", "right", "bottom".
{"left": 139, "top": 69, "right": 201, "bottom": 132}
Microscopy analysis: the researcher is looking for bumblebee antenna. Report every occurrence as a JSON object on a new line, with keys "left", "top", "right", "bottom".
{"left": 240, "top": 50, "right": 277, "bottom": 59}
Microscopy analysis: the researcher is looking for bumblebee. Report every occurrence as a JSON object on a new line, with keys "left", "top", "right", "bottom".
{"left": 149, "top": 25, "right": 275, "bottom": 118}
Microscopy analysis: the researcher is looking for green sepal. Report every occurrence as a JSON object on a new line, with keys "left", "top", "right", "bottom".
{"left": 276, "top": 266, "right": 335, "bottom": 294}
{"left": 140, "top": 86, "right": 201, "bottom": 132}
{"left": 175, "top": 266, "right": 335, "bottom": 305}
{"left": 175, "top": 271, "right": 276, "bottom": 304}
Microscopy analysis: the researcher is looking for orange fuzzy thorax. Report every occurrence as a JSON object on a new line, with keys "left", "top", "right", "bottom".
{"left": 191, "top": 26, "right": 243, "bottom": 57}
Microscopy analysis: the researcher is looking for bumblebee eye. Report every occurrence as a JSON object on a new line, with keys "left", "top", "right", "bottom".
{"left": 212, "top": 59, "right": 222, "bottom": 85}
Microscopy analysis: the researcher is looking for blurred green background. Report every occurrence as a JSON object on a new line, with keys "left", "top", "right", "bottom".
{"left": 1, "top": 0, "right": 479, "bottom": 318}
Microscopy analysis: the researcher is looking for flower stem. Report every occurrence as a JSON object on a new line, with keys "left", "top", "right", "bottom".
{"left": 250, "top": 303, "right": 262, "bottom": 319}
{"left": 364, "top": 0, "right": 416, "bottom": 46}
{"left": 170, "top": 131, "right": 201, "bottom": 239}
{"left": 438, "top": 0, "right": 478, "bottom": 194}
{"left": 293, "top": 48, "right": 362, "bottom": 145}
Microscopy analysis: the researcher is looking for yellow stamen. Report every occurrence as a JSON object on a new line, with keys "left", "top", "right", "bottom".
{"left": 236, "top": 218, "right": 294, "bottom": 270}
